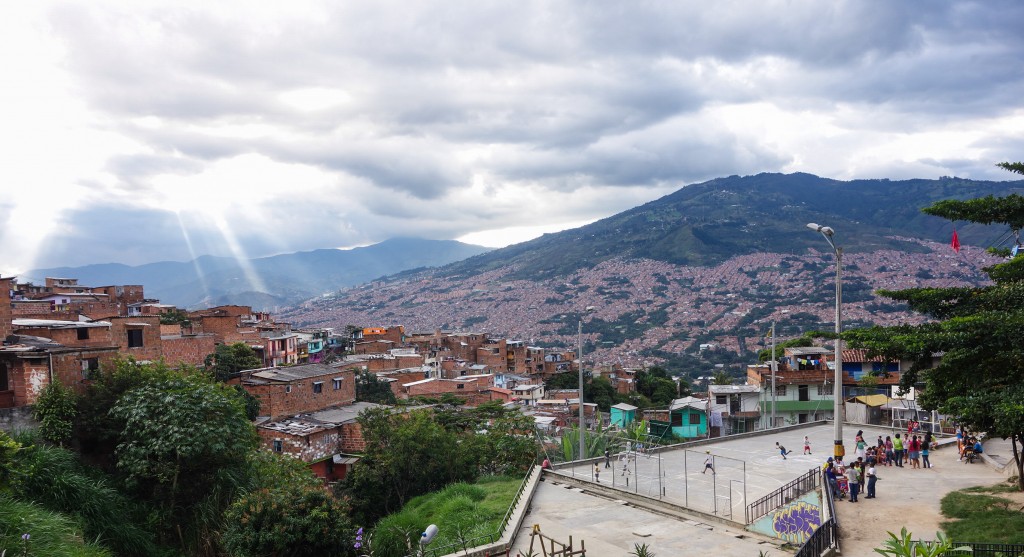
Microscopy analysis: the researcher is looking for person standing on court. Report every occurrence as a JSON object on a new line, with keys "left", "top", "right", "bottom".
{"left": 803, "top": 435, "right": 812, "bottom": 455}
{"left": 703, "top": 451, "right": 715, "bottom": 474}
{"left": 865, "top": 462, "right": 877, "bottom": 498}
{"left": 845, "top": 462, "right": 860, "bottom": 502}
{"left": 893, "top": 434, "right": 905, "bottom": 467}
{"left": 604, "top": 448, "right": 611, "bottom": 469}
{"left": 594, "top": 463, "right": 601, "bottom": 483}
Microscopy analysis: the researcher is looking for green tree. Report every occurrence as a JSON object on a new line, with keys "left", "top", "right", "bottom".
{"left": 110, "top": 374, "right": 259, "bottom": 549}
{"left": 434, "top": 402, "right": 538, "bottom": 476}
{"left": 711, "top": 370, "right": 733, "bottom": 385}
{"left": 33, "top": 380, "right": 78, "bottom": 447}
{"left": 340, "top": 408, "right": 477, "bottom": 525}
{"left": 159, "top": 308, "right": 192, "bottom": 327}
{"left": 635, "top": 366, "right": 681, "bottom": 406}
{"left": 205, "top": 342, "right": 263, "bottom": 382}
{"left": 223, "top": 487, "right": 354, "bottom": 557}
{"left": 845, "top": 163, "right": 1024, "bottom": 490}
{"left": 584, "top": 375, "right": 619, "bottom": 411}
{"left": 355, "top": 369, "right": 398, "bottom": 404}
{"left": 76, "top": 358, "right": 183, "bottom": 466}
{"left": 544, "top": 371, "right": 580, "bottom": 390}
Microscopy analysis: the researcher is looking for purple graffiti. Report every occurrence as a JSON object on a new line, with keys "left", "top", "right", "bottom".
{"left": 772, "top": 501, "right": 821, "bottom": 544}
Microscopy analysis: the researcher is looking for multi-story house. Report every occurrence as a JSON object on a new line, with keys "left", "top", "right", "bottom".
{"left": 748, "top": 347, "right": 837, "bottom": 427}
{"left": 708, "top": 384, "right": 761, "bottom": 436}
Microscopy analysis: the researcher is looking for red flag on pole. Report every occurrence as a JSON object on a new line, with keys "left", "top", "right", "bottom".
{"left": 951, "top": 228, "right": 961, "bottom": 253}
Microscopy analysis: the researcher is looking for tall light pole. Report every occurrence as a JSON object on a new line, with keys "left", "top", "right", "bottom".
{"left": 807, "top": 223, "right": 845, "bottom": 460}
{"left": 578, "top": 319, "right": 585, "bottom": 462}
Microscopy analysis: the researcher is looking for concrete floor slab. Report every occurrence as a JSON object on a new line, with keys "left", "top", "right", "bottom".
{"left": 516, "top": 422, "right": 1012, "bottom": 556}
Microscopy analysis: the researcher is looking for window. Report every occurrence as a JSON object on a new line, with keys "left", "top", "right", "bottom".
{"left": 817, "top": 383, "right": 834, "bottom": 396}
{"left": 80, "top": 358, "right": 99, "bottom": 380}
{"left": 77, "top": 327, "right": 89, "bottom": 341}
{"left": 457, "top": 384, "right": 465, "bottom": 389}
{"left": 715, "top": 395, "right": 727, "bottom": 405}
{"left": 313, "top": 382, "right": 323, "bottom": 394}
{"left": 127, "top": 329, "right": 144, "bottom": 348}
{"left": 285, "top": 385, "right": 292, "bottom": 393}
{"left": 689, "top": 412, "right": 702, "bottom": 425}
{"left": 333, "top": 378, "right": 342, "bottom": 390}
{"left": 272, "top": 439, "right": 282, "bottom": 453}
{"left": 775, "top": 385, "right": 787, "bottom": 396}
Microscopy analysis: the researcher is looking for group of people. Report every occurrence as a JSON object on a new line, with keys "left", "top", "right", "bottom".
{"left": 861, "top": 430, "right": 935, "bottom": 469}
{"left": 822, "top": 426, "right": 953, "bottom": 502}
{"left": 956, "top": 429, "right": 984, "bottom": 462}
{"left": 824, "top": 455, "right": 878, "bottom": 502}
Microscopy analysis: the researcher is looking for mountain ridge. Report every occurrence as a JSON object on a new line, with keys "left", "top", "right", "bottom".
{"left": 280, "top": 173, "right": 1018, "bottom": 375}
{"left": 22, "top": 237, "right": 491, "bottom": 310}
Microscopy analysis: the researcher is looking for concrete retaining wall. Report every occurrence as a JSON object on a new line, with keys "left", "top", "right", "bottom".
{"left": 0, "top": 406, "right": 37, "bottom": 433}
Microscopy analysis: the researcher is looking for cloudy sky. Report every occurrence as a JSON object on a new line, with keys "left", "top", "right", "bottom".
{"left": 2, "top": 1, "right": 1023, "bottom": 275}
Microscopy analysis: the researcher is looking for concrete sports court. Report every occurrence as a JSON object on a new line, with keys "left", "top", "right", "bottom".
{"left": 510, "top": 422, "right": 1006, "bottom": 556}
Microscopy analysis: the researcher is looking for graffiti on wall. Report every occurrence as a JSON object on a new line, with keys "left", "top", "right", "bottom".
{"left": 748, "top": 491, "right": 822, "bottom": 545}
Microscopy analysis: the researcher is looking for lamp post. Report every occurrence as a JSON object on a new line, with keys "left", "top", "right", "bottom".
{"left": 807, "top": 223, "right": 845, "bottom": 460}
{"left": 578, "top": 320, "right": 585, "bottom": 462}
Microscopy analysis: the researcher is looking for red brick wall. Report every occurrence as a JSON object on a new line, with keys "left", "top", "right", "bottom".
{"left": 354, "top": 340, "right": 394, "bottom": 355}
{"left": 13, "top": 325, "right": 115, "bottom": 348}
{"left": 403, "top": 378, "right": 484, "bottom": 399}
{"left": 161, "top": 335, "right": 217, "bottom": 367}
{"left": 0, "top": 278, "right": 12, "bottom": 340}
{"left": 10, "top": 300, "right": 51, "bottom": 317}
{"left": 5, "top": 357, "right": 50, "bottom": 406}
{"left": 339, "top": 422, "right": 366, "bottom": 453}
{"left": 49, "top": 348, "right": 120, "bottom": 396}
{"left": 242, "top": 368, "right": 356, "bottom": 420}
{"left": 108, "top": 316, "right": 163, "bottom": 361}
{"left": 257, "top": 426, "right": 340, "bottom": 463}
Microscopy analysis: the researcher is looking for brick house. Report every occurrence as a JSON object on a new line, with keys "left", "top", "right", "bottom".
{"left": 257, "top": 401, "right": 386, "bottom": 482}
{"left": 397, "top": 376, "right": 488, "bottom": 401}
{"left": 107, "top": 316, "right": 163, "bottom": 362}
{"left": 160, "top": 333, "right": 217, "bottom": 367}
{"left": 235, "top": 363, "right": 356, "bottom": 421}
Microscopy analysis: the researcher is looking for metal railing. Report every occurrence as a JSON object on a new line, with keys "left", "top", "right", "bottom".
{"left": 794, "top": 467, "right": 840, "bottom": 557}
{"left": 419, "top": 466, "right": 538, "bottom": 557}
{"left": 946, "top": 542, "right": 1024, "bottom": 556}
{"left": 795, "top": 517, "right": 837, "bottom": 557}
{"left": 745, "top": 467, "right": 820, "bottom": 524}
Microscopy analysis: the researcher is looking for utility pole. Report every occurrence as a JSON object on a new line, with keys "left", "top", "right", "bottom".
{"left": 578, "top": 319, "right": 585, "bottom": 462}
{"left": 771, "top": 320, "right": 777, "bottom": 429}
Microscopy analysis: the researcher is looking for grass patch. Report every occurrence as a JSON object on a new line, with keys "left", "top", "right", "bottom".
{"left": 940, "top": 487, "right": 1024, "bottom": 544}
{"left": 0, "top": 495, "right": 112, "bottom": 557}
{"left": 370, "top": 475, "right": 523, "bottom": 557}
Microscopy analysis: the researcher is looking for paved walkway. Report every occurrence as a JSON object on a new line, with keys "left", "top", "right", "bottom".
{"left": 833, "top": 436, "right": 1006, "bottom": 555}
{"left": 517, "top": 423, "right": 1014, "bottom": 556}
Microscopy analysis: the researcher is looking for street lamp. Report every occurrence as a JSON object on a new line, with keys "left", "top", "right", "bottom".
{"left": 807, "top": 223, "right": 845, "bottom": 460}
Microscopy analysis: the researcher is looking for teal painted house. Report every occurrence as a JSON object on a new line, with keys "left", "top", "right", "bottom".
{"left": 668, "top": 396, "right": 708, "bottom": 439}
{"left": 609, "top": 403, "right": 638, "bottom": 428}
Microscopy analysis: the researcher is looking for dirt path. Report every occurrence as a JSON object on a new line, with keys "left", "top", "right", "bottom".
{"left": 835, "top": 443, "right": 1007, "bottom": 555}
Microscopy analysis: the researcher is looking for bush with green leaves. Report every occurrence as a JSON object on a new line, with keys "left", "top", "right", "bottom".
{"left": 223, "top": 487, "right": 354, "bottom": 557}
{"left": 33, "top": 380, "right": 78, "bottom": 447}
